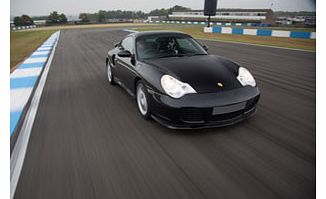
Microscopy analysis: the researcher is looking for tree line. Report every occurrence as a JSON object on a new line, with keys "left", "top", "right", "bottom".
{"left": 79, "top": 5, "right": 190, "bottom": 23}
{"left": 13, "top": 5, "right": 191, "bottom": 26}
{"left": 13, "top": 11, "right": 68, "bottom": 26}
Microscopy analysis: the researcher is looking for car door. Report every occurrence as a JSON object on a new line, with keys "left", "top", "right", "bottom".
{"left": 115, "top": 36, "right": 137, "bottom": 93}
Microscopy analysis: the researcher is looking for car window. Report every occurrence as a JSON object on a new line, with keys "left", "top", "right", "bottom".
{"left": 175, "top": 38, "right": 200, "bottom": 53}
{"left": 121, "top": 37, "right": 134, "bottom": 53}
{"left": 136, "top": 35, "right": 207, "bottom": 60}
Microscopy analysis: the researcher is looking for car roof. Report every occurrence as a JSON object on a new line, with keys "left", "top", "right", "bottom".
{"left": 128, "top": 30, "right": 191, "bottom": 38}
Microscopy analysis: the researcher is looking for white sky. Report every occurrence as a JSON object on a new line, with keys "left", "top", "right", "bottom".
{"left": 11, "top": 0, "right": 316, "bottom": 16}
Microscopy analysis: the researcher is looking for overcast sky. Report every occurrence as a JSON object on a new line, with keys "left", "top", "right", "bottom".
{"left": 11, "top": 0, "right": 316, "bottom": 16}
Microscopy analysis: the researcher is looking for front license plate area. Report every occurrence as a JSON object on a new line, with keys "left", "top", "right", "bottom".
{"left": 212, "top": 102, "right": 246, "bottom": 115}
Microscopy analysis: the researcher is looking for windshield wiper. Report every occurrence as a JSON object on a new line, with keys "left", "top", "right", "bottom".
{"left": 185, "top": 53, "right": 207, "bottom": 56}
{"left": 158, "top": 54, "right": 185, "bottom": 59}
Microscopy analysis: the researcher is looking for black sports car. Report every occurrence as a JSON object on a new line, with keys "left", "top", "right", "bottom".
{"left": 105, "top": 31, "right": 260, "bottom": 129}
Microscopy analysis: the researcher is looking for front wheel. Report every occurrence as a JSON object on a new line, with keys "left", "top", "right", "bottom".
{"left": 136, "top": 81, "right": 151, "bottom": 119}
{"left": 107, "top": 61, "right": 116, "bottom": 85}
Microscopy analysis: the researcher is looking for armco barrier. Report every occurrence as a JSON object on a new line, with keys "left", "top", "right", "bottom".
{"left": 10, "top": 31, "right": 59, "bottom": 137}
{"left": 145, "top": 20, "right": 271, "bottom": 27}
{"left": 204, "top": 26, "right": 316, "bottom": 39}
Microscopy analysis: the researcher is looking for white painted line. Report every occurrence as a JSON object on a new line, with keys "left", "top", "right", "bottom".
{"left": 10, "top": 88, "right": 33, "bottom": 112}
{"left": 123, "top": 29, "right": 138, "bottom": 33}
{"left": 41, "top": 44, "right": 53, "bottom": 47}
{"left": 10, "top": 31, "right": 60, "bottom": 199}
{"left": 10, "top": 68, "right": 43, "bottom": 79}
{"left": 23, "top": 57, "right": 47, "bottom": 64}
{"left": 197, "top": 37, "right": 315, "bottom": 53}
{"left": 37, "top": 47, "right": 52, "bottom": 51}
{"left": 32, "top": 51, "right": 50, "bottom": 56}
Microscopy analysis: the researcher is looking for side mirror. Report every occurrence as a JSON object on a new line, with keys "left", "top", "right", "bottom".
{"left": 118, "top": 50, "right": 132, "bottom": 58}
{"left": 203, "top": 45, "right": 209, "bottom": 51}
{"left": 131, "top": 54, "right": 136, "bottom": 66}
{"left": 114, "top": 42, "right": 120, "bottom": 48}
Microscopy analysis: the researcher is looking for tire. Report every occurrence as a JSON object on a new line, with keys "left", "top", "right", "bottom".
{"left": 136, "top": 81, "right": 151, "bottom": 119}
{"left": 107, "top": 61, "right": 116, "bottom": 85}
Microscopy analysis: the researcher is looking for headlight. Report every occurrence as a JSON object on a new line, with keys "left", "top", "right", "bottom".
{"left": 237, "top": 67, "right": 256, "bottom": 87}
{"left": 161, "top": 75, "right": 196, "bottom": 98}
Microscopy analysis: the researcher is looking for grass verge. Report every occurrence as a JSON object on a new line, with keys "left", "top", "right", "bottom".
{"left": 133, "top": 27, "right": 316, "bottom": 51}
{"left": 10, "top": 30, "right": 57, "bottom": 70}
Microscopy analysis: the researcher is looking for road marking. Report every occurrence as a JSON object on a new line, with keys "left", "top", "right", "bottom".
{"left": 37, "top": 47, "right": 52, "bottom": 51}
{"left": 10, "top": 31, "right": 60, "bottom": 199}
{"left": 10, "top": 76, "right": 38, "bottom": 89}
{"left": 10, "top": 88, "right": 33, "bottom": 112}
{"left": 19, "top": 62, "right": 45, "bottom": 69}
{"left": 32, "top": 51, "right": 50, "bottom": 56}
{"left": 23, "top": 57, "right": 47, "bottom": 64}
{"left": 123, "top": 29, "right": 139, "bottom": 33}
{"left": 10, "top": 68, "right": 43, "bottom": 78}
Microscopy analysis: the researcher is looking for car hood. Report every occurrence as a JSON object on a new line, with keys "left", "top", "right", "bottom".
{"left": 143, "top": 55, "right": 242, "bottom": 93}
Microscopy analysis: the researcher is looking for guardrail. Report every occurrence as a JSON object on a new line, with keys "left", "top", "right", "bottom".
{"left": 203, "top": 26, "right": 316, "bottom": 39}
{"left": 146, "top": 20, "right": 271, "bottom": 27}
{"left": 11, "top": 25, "right": 37, "bottom": 31}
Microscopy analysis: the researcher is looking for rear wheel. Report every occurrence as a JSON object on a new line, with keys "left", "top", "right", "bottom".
{"left": 107, "top": 61, "right": 115, "bottom": 85}
{"left": 136, "top": 81, "right": 151, "bottom": 119}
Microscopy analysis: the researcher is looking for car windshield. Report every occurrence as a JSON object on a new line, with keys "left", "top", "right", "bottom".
{"left": 136, "top": 34, "right": 207, "bottom": 60}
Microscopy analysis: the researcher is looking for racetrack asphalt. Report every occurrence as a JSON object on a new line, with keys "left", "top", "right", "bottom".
{"left": 14, "top": 28, "right": 315, "bottom": 199}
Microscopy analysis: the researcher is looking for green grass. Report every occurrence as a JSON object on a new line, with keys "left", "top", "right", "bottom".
{"left": 133, "top": 27, "right": 316, "bottom": 51}
{"left": 10, "top": 30, "right": 57, "bottom": 70}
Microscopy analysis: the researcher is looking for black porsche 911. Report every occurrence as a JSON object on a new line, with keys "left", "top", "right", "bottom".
{"left": 105, "top": 31, "right": 260, "bottom": 129}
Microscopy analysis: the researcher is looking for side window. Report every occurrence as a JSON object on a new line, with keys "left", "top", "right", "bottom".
{"left": 121, "top": 37, "right": 134, "bottom": 53}
{"left": 176, "top": 38, "right": 198, "bottom": 53}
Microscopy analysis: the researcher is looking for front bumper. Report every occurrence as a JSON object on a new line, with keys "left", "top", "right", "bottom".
{"left": 148, "top": 86, "right": 260, "bottom": 129}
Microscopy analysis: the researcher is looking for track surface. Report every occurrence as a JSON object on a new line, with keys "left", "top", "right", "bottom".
{"left": 14, "top": 29, "right": 316, "bottom": 199}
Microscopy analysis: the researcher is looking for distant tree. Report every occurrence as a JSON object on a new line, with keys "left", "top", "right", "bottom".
{"left": 98, "top": 10, "right": 106, "bottom": 22}
{"left": 20, "top": 15, "right": 34, "bottom": 25}
{"left": 48, "top": 11, "right": 59, "bottom": 23}
{"left": 169, "top": 5, "right": 191, "bottom": 13}
{"left": 13, "top": 15, "right": 34, "bottom": 26}
{"left": 79, "top": 13, "right": 89, "bottom": 22}
{"left": 13, "top": 16, "right": 21, "bottom": 26}
{"left": 47, "top": 11, "right": 67, "bottom": 24}
{"left": 83, "top": 10, "right": 147, "bottom": 22}
{"left": 148, "top": 8, "right": 169, "bottom": 16}
{"left": 148, "top": 5, "right": 191, "bottom": 16}
{"left": 58, "top": 13, "right": 67, "bottom": 23}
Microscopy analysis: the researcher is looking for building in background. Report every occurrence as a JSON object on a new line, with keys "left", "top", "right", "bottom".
{"left": 33, "top": 20, "right": 47, "bottom": 26}
{"left": 276, "top": 15, "right": 316, "bottom": 27}
{"left": 145, "top": 16, "right": 167, "bottom": 23}
{"left": 168, "top": 9, "right": 274, "bottom": 24}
